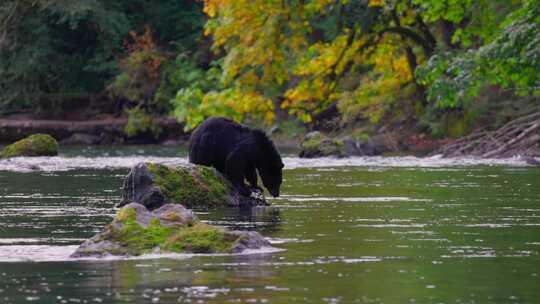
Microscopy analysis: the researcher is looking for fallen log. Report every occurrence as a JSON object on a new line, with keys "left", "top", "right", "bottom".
{"left": 0, "top": 117, "right": 186, "bottom": 144}
{"left": 431, "top": 112, "right": 540, "bottom": 158}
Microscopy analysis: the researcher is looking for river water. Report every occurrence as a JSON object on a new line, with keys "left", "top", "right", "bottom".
{"left": 0, "top": 146, "right": 539, "bottom": 303}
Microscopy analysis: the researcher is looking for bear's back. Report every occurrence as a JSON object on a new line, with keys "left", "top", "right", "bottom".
{"left": 188, "top": 117, "right": 252, "bottom": 170}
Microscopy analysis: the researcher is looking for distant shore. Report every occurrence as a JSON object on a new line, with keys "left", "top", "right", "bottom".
{"left": 0, "top": 117, "right": 187, "bottom": 145}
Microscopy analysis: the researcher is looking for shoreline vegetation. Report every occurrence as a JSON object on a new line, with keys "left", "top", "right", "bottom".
{"left": 1, "top": 112, "right": 539, "bottom": 161}
{"left": 1, "top": 1, "right": 538, "bottom": 158}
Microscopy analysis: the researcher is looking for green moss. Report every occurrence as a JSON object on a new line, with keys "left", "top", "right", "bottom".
{"left": 301, "top": 133, "right": 345, "bottom": 157}
{"left": 110, "top": 207, "right": 175, "bottom": 255}
{"left": 124, "top": 107, "right": 162, "bottom": 139}
{"left": 321, "top": 139, "right": 345, "bottom": 156}
{"left": 351, "top": 131, "right": 370, "bottom": 142}
{"left": 301, "top": 132, "right": 324, "bottom": 149}
{"left": 163, "top": 223, "right": 236, "bottom": 254}
{"left": 115, "top": 207, "right": 136, "bottom": 223}
{"left": 0, "top": 134, "right": 58, "bottom": 158}
{"left": 109, "top": 206, "right": 236, "bottom": 255}
{"left": 147, "top": 163, "right": 228, "bottom": 208}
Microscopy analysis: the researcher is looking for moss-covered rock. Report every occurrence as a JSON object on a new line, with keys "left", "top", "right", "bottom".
{"left": 0, "top": 134, "right": 58, "bottom": 158}
{"left": 299, "top": 131, "right": 346, "bottom": 158}
{"left": 71, "top": 203, "right": 271, "bottom": 257}
{"left": 148, "top": 163, "right": 228, "bottom": 208}
{"left": 119, "top": 162, "right": 266, "bottom": 210}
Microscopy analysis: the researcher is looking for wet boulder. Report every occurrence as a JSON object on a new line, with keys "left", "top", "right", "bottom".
{"left": 118, "top": 162, "right": 267, "bottom": 210}
{"left": 71, "top": 203, "right": 272, "bottom": 257}
{"left": 299, "top": 131, "right": 347, "bottom": 158}
{"left": 298, "top": 131, "right": 389, "bottom": 158}
{"left": 0, "top": 134, "right": 58, "bottom": 158}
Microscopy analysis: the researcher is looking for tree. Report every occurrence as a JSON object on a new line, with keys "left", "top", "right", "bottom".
{"left": 0, "top": 0, "right": 130, "bottom": 114}
{"left": 417, "top": 0, "right": 540, "bottom": 109}
{"left": 189, "top": 0, "right": 520, "bottom": 129}
{"left": 0, "top": 0, "right": 205, "bottom": 116}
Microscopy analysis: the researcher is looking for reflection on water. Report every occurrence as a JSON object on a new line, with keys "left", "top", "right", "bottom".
{"left": 0, "top": 146, "right": 539, "bottom": 303}
{"left": 203, "top": 206, "right": 283, "bottom": 234}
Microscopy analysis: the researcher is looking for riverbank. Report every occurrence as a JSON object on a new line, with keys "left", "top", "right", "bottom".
{"left": 2, "top": 110, "right": 539, "bottom": 161}
{"left": 0, "top": 116, "right": 187, "bottom": 145}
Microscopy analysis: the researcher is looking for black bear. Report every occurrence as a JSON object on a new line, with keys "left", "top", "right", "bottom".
{"left": 188, "top": 117, "right": 284, "bottom": 197}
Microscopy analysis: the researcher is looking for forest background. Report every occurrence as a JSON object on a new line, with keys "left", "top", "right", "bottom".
{"left": 0, "top": 0, "right": 538, "bottom": 146}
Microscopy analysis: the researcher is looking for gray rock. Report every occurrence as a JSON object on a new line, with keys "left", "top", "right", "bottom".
{"left": 366, "top": 133, "right": 393, "bottom": 155}
{"left": 71, "top": 231, "right": 125, "bottom": 258}
{"left": 121, "top": 202, "right": 155, "bottom": 227}
{"left": 153, "top": 203, "right": 197, "bottom": 227}
{"left": 229, "top": 231, "right": 272, "bottom": 253}
{"left": 299, "top": 132, "right": 346, "bottom": 158}
{"left": 299, "top": 131, "right": 390, "bottom": 158}
{"left": 118, "top": 163, "right": 165, "bottom": 210}
{"left": 341, "top": 136, "right": 364, "bottom": 156}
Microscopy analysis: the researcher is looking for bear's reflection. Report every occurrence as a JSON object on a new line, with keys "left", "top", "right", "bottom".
{"left": 198, "top": 206, "right": 282, "bottom": 234}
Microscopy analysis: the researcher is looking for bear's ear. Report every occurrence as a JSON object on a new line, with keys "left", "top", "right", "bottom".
{"left": 280, "top": 163, "right": 284, "bottom": 168}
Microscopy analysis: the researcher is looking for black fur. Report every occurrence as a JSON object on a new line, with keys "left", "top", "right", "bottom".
{"left": 188, "top": 117, "right": 284, "bottom": 197}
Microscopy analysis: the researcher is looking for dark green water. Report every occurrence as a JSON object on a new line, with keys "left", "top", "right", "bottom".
{"left": 0, "top": 147, "right": 539, "bottom": 303}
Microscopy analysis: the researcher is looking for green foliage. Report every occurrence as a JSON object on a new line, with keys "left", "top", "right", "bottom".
{"left": 171, "top": 58, "right": 222, "bottom": 130}
{"left": 477, "top": 0, "right": 540, "bottom": 93}
{"left": 124, "top": 108, "right": 162, "bottom": 139}
{"left": 0, "top": 0, "right": 205, "bottom": 115}
{"left": 416, "top": 50, "right": 482, "bottom": 109}
{"left": 110, "top": 28, "right": 165, "bottom": 104}
{"left": 418, "top": 0, "right": 539, "bottom": 105}
{"left": 416, "top": 0, "right": 539, "bottom": 137}
{"left": 0, "top": 0, "right": 130, "bottom": 113}
{"left": 271, "top": 119, "right": 308, "bottom": 140}
{"left": 0, "top": 134, "right": 59, "bottom": 158}
{"left": 196, "top": 0, "right": 537, "bottom": 137}
{"left": 2, "top": 0, "right": 538, "bottom": 139}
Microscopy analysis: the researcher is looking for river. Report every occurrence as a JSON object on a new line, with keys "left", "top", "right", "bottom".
{"left": 0, "top": 146, "right": 539, "bottom": 303}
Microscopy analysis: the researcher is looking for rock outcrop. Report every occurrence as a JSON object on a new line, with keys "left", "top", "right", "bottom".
{"left": 0, "top": 134, "right": 58, "bottom": 158}
{"left": 299, "top": 131, "right": 347, "bottom": 158}
{"left": 72, "top": 162, "right": 274, "bottom": 258}
{"left": 118, "top": 163, "right": 267, "bottom": 209}
{"left": 298, "top": 131, "right": 386, "bottom": 158}
{"left": 71, "top": 203, "right": 271, "bottom": 257}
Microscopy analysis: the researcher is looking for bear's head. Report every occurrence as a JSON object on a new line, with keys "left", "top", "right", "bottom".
{"left": 259, "top": 160, "right": 284, "bottom": 197}
{"left": 253, "top": 129, "right": 284, "bottom": 197}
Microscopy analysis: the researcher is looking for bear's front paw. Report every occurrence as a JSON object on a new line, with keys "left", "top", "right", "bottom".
{"left": 250, "top": 190, "right": 264, "bottom": 201}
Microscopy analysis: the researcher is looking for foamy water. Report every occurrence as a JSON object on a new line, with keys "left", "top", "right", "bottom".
{"left": 0, "top": 244, "right": 284, "bottom": 263}
{"left": 0, "top": 154, "right": 533, "bottom": 172}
